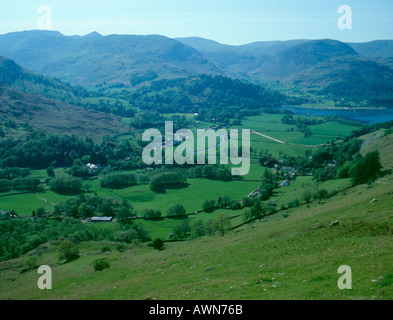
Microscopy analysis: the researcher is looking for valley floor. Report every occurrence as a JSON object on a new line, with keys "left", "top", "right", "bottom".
{"left": 1, "top": 173, "right": 392, "bottom": 300}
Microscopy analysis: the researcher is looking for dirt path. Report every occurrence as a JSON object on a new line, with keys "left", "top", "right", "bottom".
{"left": 251, "top": 130, "right": 324, "bottom": 148}
{"left": 36, "top": 194, "right": 56, "bottom": 206}
{"left": 251, "top": 130, "right": 286, "bottom": 144}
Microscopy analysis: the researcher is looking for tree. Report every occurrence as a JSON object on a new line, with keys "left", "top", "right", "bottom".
{"left": 132, "top": 224, "right": 151, "bottom": 242}
{"left": 69, "top": 160, "right": 89, "bottom": 178}
{"left": 302, "top": 189, "right": 313, "bottom": 203}
{"left": 260, "top": 184, "right": 274, "bottom": 201}
{"left": 261, "top": 168, "right": 274, "bottom": 184}
{"left": 57, "top": 240, "right": 79, "bottom": 262}
{"left": 77, "top": 202, "right": 94, "bottom": 218}
{"left": 314, "top": 167, "right": 333, "bottom": 182}
{"left": 143, "top": 208, "right": 162, "bottom": 220}
{"left": 192, "top": 220, "right": 206, "bottom": 238}
{"left": 349, "top": 151, "right": 382, "bottom": 185}
{"left": 210, "top": 214, "right": 232, "bottom": 236}
{"left": 167, "top": 204, "right": 187, "bottom": 219}
{"left": 22, "top": 256, "right": 39, "bottom": 272}
{"left": 304, "top": 127, "right": 312, "bottom": 137}
{"left": 100, "top": 173, "right": 137, "bottom": 189}
{"left": 249, "top": 201, "right": 267, "bottom": 219}
{"left": 313, "top": 189, "right": 329, "bottom": 203}
{"left": 36, "top": 207, "right": 45, "bottom": 216}
{"left": 151, "top": 238, "right": 164, "bottom": 251}
{"left": 202, "top": 199, "right": 216, "bottom": 212}
{"left": 115, "top": 200, "right": 135, "bottom": 221}
{"left": 149, "top": 172, "right": 187, "bottom": 193}
{"left": 50, "top": 176, "right": 83, "bottom": 195}
{"left": 46, "top": 166, "right": 55, "bottom": 178}
{"left": 172, "top": 220, "right": 191, "bottom": 238}
{"left": 114, "top": 229, "right": 139, "bottom": 243}
{"left": 217, "top": 195, "right": 233, "bottom": 208}
{"left": 93, "top": 259, "right": 110, "bottom": 271}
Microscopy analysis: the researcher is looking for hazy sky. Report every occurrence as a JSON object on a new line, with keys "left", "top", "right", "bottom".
{"left": 1, "top": 0, "right": 392, "bottom": 44}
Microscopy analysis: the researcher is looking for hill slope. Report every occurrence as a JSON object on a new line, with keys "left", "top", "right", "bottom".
{"left": 349, "top": 40, "right": 393, "bottom": 58}
{"left": 0, "top": 84, "right": 126, "bottom": 138}
{"left": 0, "top": 174, "right": 392, "bottom": 300}
{"left": 0, "top": 55, "right": 87, "bottom": 102}
{"left": 254, "top": 39, "right": 358, "bottom": 81}
{"left": 1, "top": 134, "right": 392, "bottom": 300}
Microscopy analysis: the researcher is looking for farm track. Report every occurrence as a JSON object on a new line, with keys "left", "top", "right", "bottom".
{"left": 251, "top": 130, "right": 325, "bottom": 148}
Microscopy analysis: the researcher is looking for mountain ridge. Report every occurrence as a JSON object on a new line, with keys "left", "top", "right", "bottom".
{"left": 0, "top": 31, "right": 223, "bottom": 87}
{"left": 0, "top": 31, "right": 393, "bottom": 99}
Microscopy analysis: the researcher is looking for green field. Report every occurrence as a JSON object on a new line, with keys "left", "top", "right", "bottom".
{"left": 1, "top": 113, "right": 393, "bottom": 301}
{"left": 1, "top": 172, "right": 392, "bottom": 300}
{"left": 0, "top": 113, "right": 361, "bottom": 241}
{"left": 235, "top": 114, "right": 359, "bottom": 157}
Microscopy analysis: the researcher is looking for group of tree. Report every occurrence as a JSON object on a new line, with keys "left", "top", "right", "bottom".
{"left": 0, "top": 130, "right": 144, "bottom": 171}
{"left": 68, "top": 159, "right": 93, "bottom": 178}
{"left": 100, "top": 172, "right": 138, "bottom": 189}
{"left": 50, "top": 176, "right": 83, "bottom": 195}
{"left": 187, "top": 164, "right": 233, "bottom": 181}
{"left": 170, "top": 214, "right": 233, "bottom": 240}
{"left": 245, "top": 200, "right": 277, "bottom": 221}
{"left": 202, "top": 195, "right": 242, "bottom": 212}
{"left": 0, "top": 177, "right": 40, "bottom": 193}
{"left": 54, "top": 194, "right": 135, "bottom": 220}
{"left": 114, "top": 224, "right": 151, "bottom": 243}
{"left": 257, "top": 131, "right": 382, "bottom": 187}
{"left": 349, "top": 151, "right": 382, "bottom": 185}
{"left": 0, "top": 215, "right": 150, "bottom": 262}
{"left": 143, "top": 208, "right": 162, "bottom": 220}
{"left": 0, "top": 167, "right": 31, "bottom": 180}
{"left": 281, "top": 114, "right": 324, "bottom": 137}
{"left": 321, "top": 78, "right": 393, "bottom": 108}
{"left": 0, "top": 217, "right": 104, "bottom": 261}
{"left": 149, "top": 171, "right": 187, "bottom": 193}
{"left": 103, "top": 74, "right": 286, "bottom": 123}
{"left": 166, "top": 204, "right": 187, "bottom": 219}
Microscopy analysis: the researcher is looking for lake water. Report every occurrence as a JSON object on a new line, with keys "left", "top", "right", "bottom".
{"left": 282, "top": 107, "right": 393, "bottom": 124}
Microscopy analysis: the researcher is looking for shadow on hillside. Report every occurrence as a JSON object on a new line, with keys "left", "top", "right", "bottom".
{"left": 153, "top": 183, "right": 190, "bottom": 194}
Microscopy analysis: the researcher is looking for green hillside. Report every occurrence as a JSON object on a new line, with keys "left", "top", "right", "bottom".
{"left": 1, "top": 133, "right": 392, "bottom": 300}
{"left": 0, "top": 55, "right": 87, "bottom": 103}
{"left": 1, "top": 170, "right": 392, "bottom": 300}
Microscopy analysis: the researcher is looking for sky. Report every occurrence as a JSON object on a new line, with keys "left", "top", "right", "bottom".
{"left": 0, "top": 0, "right": 392, "bottom": 45}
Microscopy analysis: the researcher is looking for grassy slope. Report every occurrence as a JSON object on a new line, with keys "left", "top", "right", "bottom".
{"left": 360, "top": 131, "right": 393, "bottom": 170}
{"left": 1, "top": 124, "right": 392, "bottom": 301}
{"left": 0, "top": 173, "right": 392, "bottom": 300}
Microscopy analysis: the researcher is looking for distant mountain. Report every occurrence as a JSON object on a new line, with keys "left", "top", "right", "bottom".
{"left": 1, "top": 30, "right": 392, "bottom": 99}
{"left": 0, "top": 31, "right": 222, "bottom": 87}
{"left": 295, "top": 56, "right": 393, "bottom": 86}
{"left": 178, "top": 37, "right": 393, "bottom": 101}
{"left": 176, "top": 37, "right": 309, "bottom": 80}
{"left": 348, "top": 40, "right": 393, "bottom": 58}
{"left": 252, "top": 39, "right": 359, "bottom": 81}
{"left": 176, "top": 38, "right": 359, "bottom": 79}
{"left": 0, "top": 84, "right": 126, "bottom": 138}
{"left": 0, "top": 55, "right": 87, "bottom": 102}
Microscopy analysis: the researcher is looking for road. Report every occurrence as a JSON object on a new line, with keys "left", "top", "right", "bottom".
{"left": 251, "top": 130, "right": 325, "bottom": 148}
